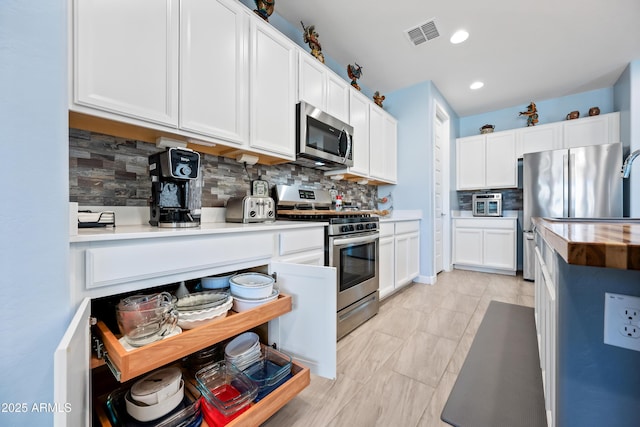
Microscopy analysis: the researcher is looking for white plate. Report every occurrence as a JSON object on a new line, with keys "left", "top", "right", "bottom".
{"left": 225, "top": 332, "right": 260, "bottom": 358}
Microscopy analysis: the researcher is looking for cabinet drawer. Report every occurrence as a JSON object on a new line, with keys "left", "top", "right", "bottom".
{"left": 278, "top": 228, "right": 324, "bottom": 257}
{"left": 378, "top": 222, "right": 395, "bottom": 238}
{"left": 86, "top": 233, "right": 274, "bottom": 290}
{"left": 394, "top": 220, "right": 419, "bottom": 234}
{"left": 95, "top": 356, "right": 310, "bottom": 427}
{"left": 454, "top": 218, "right": 515, "bottom": 229}
{"left": 95, "top": 294, "right": 292, "bottom": 382}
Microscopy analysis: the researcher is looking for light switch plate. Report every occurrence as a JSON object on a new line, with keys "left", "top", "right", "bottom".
{"left": 604, "top": 292, "right": 640, "bottom": 352}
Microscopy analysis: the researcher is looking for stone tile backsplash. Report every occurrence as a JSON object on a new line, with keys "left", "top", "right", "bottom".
{"left": 457, "top": 189, "right": 523, "bottom": 211}
{"left": 69, "top": 128, "right": 378, "bottom": 209}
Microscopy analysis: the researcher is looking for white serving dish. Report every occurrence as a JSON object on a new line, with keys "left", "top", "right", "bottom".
{"left": 125, "top": 380, "right": 184, "bottom": 422}
{"left": 175, "top": 291, "right": 229, "bottom": 312}
{"left": 201, "top": 272, "right": 236, "bottom": 289}
{"left": 231, "top": 289, "right": 279, "bottom": 313}
{"left": 130, "top": 367, "right": 182, "bottom": 405}
{"left": 229, "top": 273, "right": 275, "bottom": 299}
{"left": 177, "top": 297, "right": 233, "bottom": 330}
{"left": 225, "top": 332, "right": 260, "bottom": 359}
{"left": 177, "top": 296, "right": 233, "bottom": 321}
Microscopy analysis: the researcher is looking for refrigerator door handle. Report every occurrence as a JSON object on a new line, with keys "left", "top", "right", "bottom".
{"left": 563, "top": 153, "right": 570, "bottom": 217}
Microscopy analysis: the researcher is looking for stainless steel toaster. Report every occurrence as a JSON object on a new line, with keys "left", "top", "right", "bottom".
{"left": 225, "top": 196, "right": 275, "bottom": 223}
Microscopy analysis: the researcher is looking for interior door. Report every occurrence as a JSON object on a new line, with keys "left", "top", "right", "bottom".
{"left": 434, "top": 112, "right": 444, "bottom": 273}
{"left": 268, "top": 261, "right": 337, "bottom": 379}
{"left": 54, "top": 298, "right": 91, "bottom": 427}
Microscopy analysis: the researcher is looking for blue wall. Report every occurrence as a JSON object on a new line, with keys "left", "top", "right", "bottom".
{"left": 557, "top": 261, "right": 640, "bottom": 427}
{"left": 0, "top": 0, "right": 70, "bottom": 426}
{"left": 459, "top": 88, "right": 615, "bottom": 137}
{"left": 381, "top": 82, "right": 458, "bottom": 280}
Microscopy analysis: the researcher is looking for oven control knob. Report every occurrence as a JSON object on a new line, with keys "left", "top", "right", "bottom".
{"left": 268, "top": 210, "right": 274, "bottom": 217}
{"left": 250, "top": 210, "right": 256, "bottom": 217}
{"left": 349, "top": 225, "right": 355, "bottom": 231}
{"left": 356, "top": 224, "right": 364, "bottom": 231}
{"left": 340, "top": 225, "right": 349, "bottom": 232}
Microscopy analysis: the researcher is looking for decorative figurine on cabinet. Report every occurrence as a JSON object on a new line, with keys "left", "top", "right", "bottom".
{"left": 373, "top": 91, "right": 385, "bottom": 108}
{"left": 254, "top": 0, "right": 274, "bottom": 21}
{"left": 589, "top": 106, "right": 601, "bottom": 116}
{"left": 347, "top": 63, "right": 363, "bottom": 91}
{"left": 519, "top": 101, "right": 539, "bottom": 126}
{"left": 301, "top": 21, "right": 325, "bottom": 63}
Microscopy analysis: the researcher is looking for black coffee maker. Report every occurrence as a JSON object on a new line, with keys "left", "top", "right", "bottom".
{"left": 148, "top": 147, "right": 201, "bottom": 227}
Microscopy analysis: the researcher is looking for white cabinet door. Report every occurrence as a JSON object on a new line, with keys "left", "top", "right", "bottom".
{"left": 382, "top": 113, "right": 398, "bottom": 183}
{"left": 73, "top": 0, "right": 178, "bottom": 126}
{"left": 483, "top": 228, "right": 516, "bottom": 270}
{"left": 378, "top": 236, "right": 395, "bottom": 299}
{"left": 485, "top": 131, "right": 517, "bottom": 188}
{"left": 298, "top": 53, "right": 326, "bottom": 110}
{"left": 249, "top": 19, "right": 297, "bottom": 158}
{"left": 518, "top": 122, "right": 563, "bottom": 156}
{"left": 453, "top": 227, "right": 483, "bottom": 265}
{"left": 395, "top": 231, "right": 419, "bottom": 288}
{"left": 407, "top": 232, "right": 420, "bottom": 281}
{"left": 369, "top": 107, "right": 398, "bottom": 183}
{"left": 348, "top": 90, "right": 370, "bottom": 176}
{"left": 179, "top": 0, "right": 247, "bottom": 144}
{"left": 268, "top": 262, "right": 337, "bottom": 379}
{"left": 326, "top": 73, "right": 350, "bottom": 124}
{"left": 563, "top": 112, "right": 620, "bottom": 149}
{"left": 456, "top": 135, "right": 486, "bottom": 190}
{"left": 368, "top": 105, "right": 385, "bottom": 179}
{"left": 54, "top": 298, "right": 91, "bottom": 427}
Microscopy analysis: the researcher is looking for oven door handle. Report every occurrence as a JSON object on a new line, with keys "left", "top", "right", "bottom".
{"left": 332, "top": 233, "right": 379, "bottom": 246}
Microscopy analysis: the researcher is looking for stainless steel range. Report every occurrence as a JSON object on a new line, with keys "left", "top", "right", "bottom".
{"left": 273, "top": 185, "right": 379, "bottom": 340}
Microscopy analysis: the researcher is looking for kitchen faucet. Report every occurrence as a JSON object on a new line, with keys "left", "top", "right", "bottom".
{"left": 621, "top": 149, "right": 640, "bottom": 178}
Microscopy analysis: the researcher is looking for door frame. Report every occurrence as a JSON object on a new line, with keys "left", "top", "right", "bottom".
{"left": 433, "top": 100, "right": 452, "bottom": 274}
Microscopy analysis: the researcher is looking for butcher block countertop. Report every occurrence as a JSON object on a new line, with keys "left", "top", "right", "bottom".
{"left": 532, "top": 217, "right": 640, "bottom": 270}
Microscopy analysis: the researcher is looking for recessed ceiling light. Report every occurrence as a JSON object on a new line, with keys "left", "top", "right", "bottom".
{"left": 450, "top": 30, "right": 469, "bottom": 44}
{"left": 470, "top": 81, "right": 484, "bottom": 90}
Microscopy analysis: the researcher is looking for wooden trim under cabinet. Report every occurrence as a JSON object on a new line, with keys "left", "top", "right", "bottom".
{"left": 95, "top": 294, "right": 292, "bottom": 382}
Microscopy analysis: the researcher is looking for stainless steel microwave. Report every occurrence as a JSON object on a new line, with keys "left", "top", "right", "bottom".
{"left": 472, "top": 193, "right": 503, "bottom": 216}
{"left": 294, "top": 101, "right": 354, "bottom": 171}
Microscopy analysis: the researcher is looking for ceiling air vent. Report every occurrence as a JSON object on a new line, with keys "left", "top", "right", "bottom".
{"left": 405, "top": 18, "right": 439, "bottom": 46}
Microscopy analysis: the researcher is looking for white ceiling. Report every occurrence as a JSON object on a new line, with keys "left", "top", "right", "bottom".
{"left": 274, "top": 0, "right": 640, "bottom": 117}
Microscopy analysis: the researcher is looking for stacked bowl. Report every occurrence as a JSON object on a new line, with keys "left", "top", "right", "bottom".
{"left": 124, "top": 367, "right": 185, "bottom": 422}
{"left": 115, "top": 292, "right": 178, "bottom": 347}
{"left": 175, "top": 290, "right": 233, "bottom": 330}
{"left": 229, "top": 273, "right": 279, "bottom": 312}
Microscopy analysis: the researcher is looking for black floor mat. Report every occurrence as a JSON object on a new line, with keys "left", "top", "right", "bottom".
{"left": 441, "top": 301, "right": 547, "bottom": 427}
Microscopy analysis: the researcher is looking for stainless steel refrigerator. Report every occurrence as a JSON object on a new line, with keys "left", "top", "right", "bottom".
{"left": 522, "top": 142, "right": 622, "bottom": 279}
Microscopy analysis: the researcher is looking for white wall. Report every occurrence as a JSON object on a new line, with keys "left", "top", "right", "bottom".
{"left": 0, "top": 1, "right": 70, "bottom": 425}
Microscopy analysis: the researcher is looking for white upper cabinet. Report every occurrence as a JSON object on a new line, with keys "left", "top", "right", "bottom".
{"left": 249, "top": 18, "right": 297, "bottom": 159}
{"left": 456, "top": 131, "right": 517, "bottom": 190}
{"left": 369, "top": 105, "right": 398, "bottom": 183}
{"left": 456, "top": 135, "right": 486, "bottom": 190}
{"left": 72, "top": 0, "right": 179, "bottom": 126}
{"left": 298, "top": 53, "right": 326, "bottom": 111}
{"left": 517, "top": 122, "right": 563, "bottom": 157}
{"left": 485, "top": 131, "right": 517, "bottom": 188}
{"left": 179, "top": 0, "right": 248, "bottom": 145}
{"left": 348, "top": 90, "right": 370, "bottom": 176}
{"left": 298, "top": 53, "right": 350, "bottom": 124}
{"left": 562, "top": 112, "right": 620, "bottom": 149}
{"left": 325, "top": 73, "right": 350, "bottom": 124}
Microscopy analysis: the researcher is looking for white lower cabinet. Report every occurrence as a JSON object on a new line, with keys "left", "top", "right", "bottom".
{"left": 379, "top": 220, "right": 420, "bottom": 299}
{"left": 378, "top": 223, "right": 395, "bottom": 299}
{"left": 452, "top": 217, "right": 517, "bottom": 274}
{"left": 57, "top": 227, "right": 335, "bottom": 426}
{"left": 534, "top": 233, "right": 557, "bottom": 427}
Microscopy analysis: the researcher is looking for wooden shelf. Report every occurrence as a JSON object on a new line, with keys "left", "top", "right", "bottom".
{"left": 95, "top": 294, "right": 292, "bottom": 382}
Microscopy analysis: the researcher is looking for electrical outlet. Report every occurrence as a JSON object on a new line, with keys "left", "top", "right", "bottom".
{"left": 604, "top": 292, "right": 640, "bottom": 351}
{"left": 621, "top": 307, "right": 640, "bottom": 322}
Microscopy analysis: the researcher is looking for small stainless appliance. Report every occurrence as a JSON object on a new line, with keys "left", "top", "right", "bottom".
{"left": 148, "top": 148, "right": 200, "bottom": 228}
{"left": 522, "top": 142, "right": 623, "bottom": 280}
{"left": 294, "top": 101, "right": 354, "bottom": 171}
{"left": 225, "top": 196, "right": 275, "bottom": 223}
{"left": 472, "top": 193, "right": 502, "bottom": 217}
{"left": 273, "top": 184, "right": 379, "bottom": 340}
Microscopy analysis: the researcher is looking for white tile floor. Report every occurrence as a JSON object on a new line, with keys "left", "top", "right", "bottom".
{"left": 262, "top": 269, "right": 535, "bottom": 427}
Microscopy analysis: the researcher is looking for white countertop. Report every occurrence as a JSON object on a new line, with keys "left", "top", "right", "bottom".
{"left": 71, "top": 220, "right": 326, "bottom": 243}
{"left": 451, "top": 210, "right": 520, "bottom": 220}
{"left": 378, "top": 210, "right": 422, "bottom": 222}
